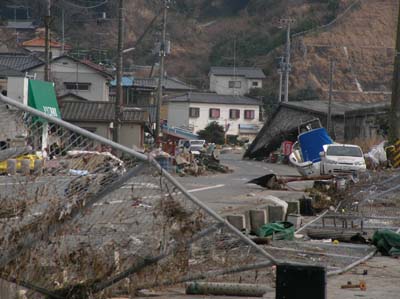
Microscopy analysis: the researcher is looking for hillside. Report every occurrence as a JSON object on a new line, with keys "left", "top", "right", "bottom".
{"left": 0, "top": 0, "right": 398, "bottom": 102}
{"left": 288, "top": 0, "right": 398, "bottom": 102}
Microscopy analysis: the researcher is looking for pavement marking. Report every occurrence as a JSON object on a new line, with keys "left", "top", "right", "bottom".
{"left": 187, "top": 184, "right": 225, "bottom": 193}
{"left": 92, "top": 184, "right": 226, "bottom": 207}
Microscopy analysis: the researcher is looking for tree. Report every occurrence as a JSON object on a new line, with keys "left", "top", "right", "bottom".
{"left": 197, "top": 122, "right": 225, "bottom": 144}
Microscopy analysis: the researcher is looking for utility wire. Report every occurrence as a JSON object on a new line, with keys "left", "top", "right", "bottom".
{"left": 61, "top": 0, "right": 108, "bottom": 9}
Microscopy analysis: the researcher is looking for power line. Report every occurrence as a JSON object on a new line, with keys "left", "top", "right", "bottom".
{"left": 61, "top": 0, "right": 108, "bottom": 9}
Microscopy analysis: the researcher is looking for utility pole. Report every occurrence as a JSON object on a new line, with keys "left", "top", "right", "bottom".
{"left": 327, "top": 59, "right": 334, "bottom": 134}
{"left": 390, "top": 2, "right": 400, "bottom": 143}
{"left": 155, "top": 0, "right": 168, "bottom": 143}
{"left": 283, "top": 21, "right": 291, "bottom": 102}
{"left": 274, "top": 18, "right": 295, "bottom": 103}
{"left": 113, "top": 0, "right": 124, "bottom": 143}
{"left": 61, "top": 8, "right": 65, "bottom": 55}
{"left": 44, "top": 0, "right": 51, "bottom": 81}
{"left": 277, "top": 57, "right": 284, "bottom": 102}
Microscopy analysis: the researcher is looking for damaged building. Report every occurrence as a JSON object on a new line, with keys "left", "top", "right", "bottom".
{"left": 244, "top": 100, "right": 389, "bottom": 159}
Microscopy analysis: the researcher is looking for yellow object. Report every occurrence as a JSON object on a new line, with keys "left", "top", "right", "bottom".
{"left": 0, "top": 154, "right": 42, "bottom": 173}
{"left": 333, "top": 240, "right": 339, "bottom": 245}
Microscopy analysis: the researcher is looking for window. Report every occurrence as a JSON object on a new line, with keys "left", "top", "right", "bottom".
{"left": 64, "top": 82, "right": 91, "bottom": 91}
{"left": 244, "top": 110, "right": 255, "bottom": 119}
{"left": 189, "top": 107, "right": 200, "bottom": 118}
{"left": 228, "top": 81, "right": 241, "bottom": 88}
{"left": 229, "top": 109, "right": 240, "bottom": 119}
{"left": 209, "top": 108, "right": 220, "bottom": 119}
{"left": 252, "top": 81, "right": 259, "bottom": 87}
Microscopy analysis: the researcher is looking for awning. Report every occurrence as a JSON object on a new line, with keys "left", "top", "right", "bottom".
{"left": 28, "top": 79, "right": 61, "bottom": 119}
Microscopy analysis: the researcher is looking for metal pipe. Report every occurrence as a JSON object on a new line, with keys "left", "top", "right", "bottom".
{"left": 327, "top": 249, "right": 376, "bottom": 276}
{"left": 295, "top": 210, "right": 328, "bottom": 234}
{"left": 186, "top": 282, "right": 272, "bottom": 297}
{"left": 137, "top": 260, "right": 274, "bottom": 290}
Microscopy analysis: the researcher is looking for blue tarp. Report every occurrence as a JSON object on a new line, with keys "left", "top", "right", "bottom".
{"left": 299, "top": 128, "right": 333, "bottom": 163}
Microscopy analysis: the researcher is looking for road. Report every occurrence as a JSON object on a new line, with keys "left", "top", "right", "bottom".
{"left": 176, "top": 151, "right": 304, "bottom": 213}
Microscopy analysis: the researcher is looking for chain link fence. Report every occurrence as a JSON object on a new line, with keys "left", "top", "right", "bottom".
{"left": 0, "top": 95, "right": 281, "bottom": 298}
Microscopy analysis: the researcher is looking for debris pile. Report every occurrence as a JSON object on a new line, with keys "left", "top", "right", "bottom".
{"left": 154, "top": 145, "right": 231, "bottom": 176}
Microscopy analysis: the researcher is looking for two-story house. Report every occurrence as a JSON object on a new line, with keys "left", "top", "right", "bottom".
{"left": 209, "top": 67, "right": 266, "bottom": 96}
{"left": 25, "top": 55, "right": 112, "bottom": 102}
{"left": 166, "top": 92, "right": 263, "bottom": 142}
{"left": 0, "top": 53, "right": 147, "bottom": 149}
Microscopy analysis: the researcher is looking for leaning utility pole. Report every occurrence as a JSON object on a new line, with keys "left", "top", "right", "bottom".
{"left": 327, "top": 59, "right": 334, "bottom": 134}
{"left": 44, "top": 0, "right": 51, "bottom": 81}
{"left": 390, "top": 2, "right": 400, "bottom": 143}
{"left": 155, "top": 0, "right": 168, "bottom": 143}
{"left": 113, "top": 0, "right": 124, "bottom": 143}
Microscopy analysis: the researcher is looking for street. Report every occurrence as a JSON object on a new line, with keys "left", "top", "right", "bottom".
{"left": 176, "top": 151, "right": 304, "bottom": 213}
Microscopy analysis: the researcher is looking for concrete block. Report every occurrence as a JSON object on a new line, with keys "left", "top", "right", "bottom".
{"left": 225, "top": 214, "right": 247, "bottom": 232}
{"left": 33, "top": 159, "right": 43, "bottom": 176}
{"left": 248, "top": 209, "right": 268, "bottom": 234}
{"left": 20, "top": 159, "right": 30, "bottom": 176}
{"left": 7, "top": 159, "right": 16, "bottom": 175}
{"left": 287, "top": 214, "right": 302, "bottom": 229}
{"left": 268, "top": 206, "right": 285, "bottom": 223}
{"left": 287, "top": 200, "right": 300, "bottom": 215}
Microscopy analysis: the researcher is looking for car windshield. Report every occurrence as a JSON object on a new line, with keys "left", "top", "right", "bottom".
{"left": 191, "top": 140, "right": 204, "bottom": 145}
{"left": 326, "top": 146, "right": 363, "bottom": 157}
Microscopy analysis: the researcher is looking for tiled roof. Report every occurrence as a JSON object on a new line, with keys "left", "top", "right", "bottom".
{"left": 0, "top": 64, "right": 24, "bottom": 77}
{"left": 209, "top": 67, "right": 266, "bottom": 79}
{"left": 281, "top": 100, "right": 389, "bottom": 116}
{"left": 0, "top": 53, "right": 43, "bottom": 71}
{"left": 60, "top": 100, "right": 148, "bottom": 123}
{"left": 166, "top": 92, "right": 262, "bottom": 106}
{"left": 22, "top": 37, "right": 71, "bottom": 49}
{"left": 26, "top": 55, "right": 113, "bottom": 79}
{"left": 111, "top": 76, "right": 195, "bottom": 90}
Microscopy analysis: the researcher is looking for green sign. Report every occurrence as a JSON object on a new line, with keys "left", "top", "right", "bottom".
{"left": 28, "top": 79, "right": 61, "bottom": 119}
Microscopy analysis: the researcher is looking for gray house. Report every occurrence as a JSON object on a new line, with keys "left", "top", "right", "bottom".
{"left": 209, "top": 67, "right": 266, "bottom": 96}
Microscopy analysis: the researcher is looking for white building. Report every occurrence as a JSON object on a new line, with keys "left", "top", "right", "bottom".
{"left": 26, "top": 55, "right": 112, "bottom": 102}
{"left": 166, "top": 92, "right": 263, "bottom": 141}
{"left": 209, "top": 67, "right": 266, "bottom": 96}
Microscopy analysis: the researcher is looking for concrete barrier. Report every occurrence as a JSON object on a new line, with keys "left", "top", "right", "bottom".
{"left": 7, "top": 159, "right": 16, "bottom": 175}
{"left": 21, "top": 159, "right": 30, "bottom": 176}
{"left": 225, "top": 214, "right": 247, "bottom": 232}
{"left": 33, "top": 159, "right": 43, "bottom": 175}
{"left": 247, "top": 209, "right": 268, "bottom": 234}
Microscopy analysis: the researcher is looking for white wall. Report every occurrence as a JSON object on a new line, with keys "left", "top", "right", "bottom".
{"left": 24, "top": 46, "right": 62, "bottom": 58}
{"left": 168, "top": 101, "right": 262, "bottom": 136}
{"left": 120, "top": 123, "right": 143, "bottom": 148}
{"left": 7, "top": 77, "right": 28, "bottom": 105}
{"left": 167, "top": 102, "right": 189, "bottom": 128}
{"left": 209, "top": 75, "right": 263, "bottom": 96}
{"left": 29, "top": 57, "right": 110, "bottom": 101}
{"left": 247, "top": 79, "right": 263, "bottom": 91}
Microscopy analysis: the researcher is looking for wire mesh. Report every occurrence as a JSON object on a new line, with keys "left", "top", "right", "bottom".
{"left": 0, "top": 96, "right": 277, "bottom": 298}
